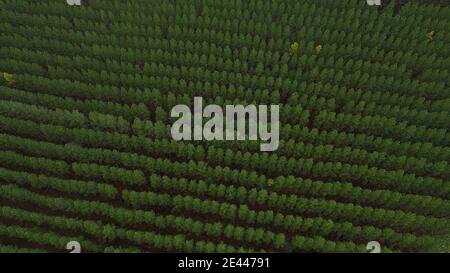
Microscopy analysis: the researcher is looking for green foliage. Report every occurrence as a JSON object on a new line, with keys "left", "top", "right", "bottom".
{"left": 289, "top": 42, "right": 300, "bottom": 54}
{"left": 0, "top": 0, "right": 448, "bottom": 253}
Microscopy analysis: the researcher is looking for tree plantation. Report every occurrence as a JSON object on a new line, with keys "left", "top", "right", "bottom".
{"left": 0, "top": 0, "right": 449, "bottom": 253}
